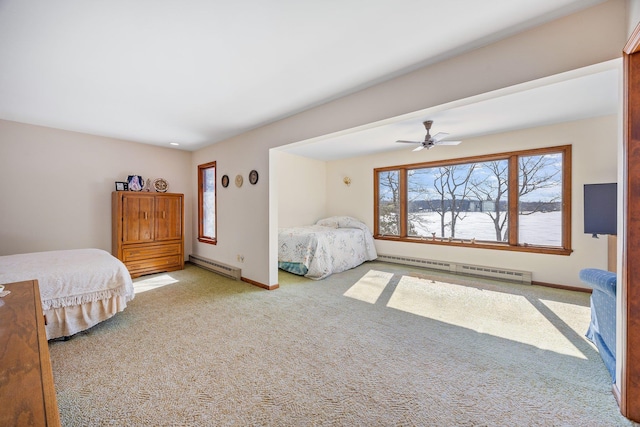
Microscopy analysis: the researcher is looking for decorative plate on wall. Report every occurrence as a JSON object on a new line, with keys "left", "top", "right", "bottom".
{"left": 249, "top": 170, "right": 259, "bottom": 185}
{"left": 153, "top": 178, "right": 169, "bottom": 192}
{"left": 235, "top": 174, "right": 243, "bottom": 188}
{"left": 221, "top": 175, "right": 229, "bottom": 188}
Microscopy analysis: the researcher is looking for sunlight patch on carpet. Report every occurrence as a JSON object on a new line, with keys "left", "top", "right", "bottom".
{"left": 343, "top": 270, "right": 393, "bottom": 304}
{"left": 134, "top": 274, "right": 179, "bottom": 293}
{"left": 386, "top": 275, "right": 589, "bottom": 359}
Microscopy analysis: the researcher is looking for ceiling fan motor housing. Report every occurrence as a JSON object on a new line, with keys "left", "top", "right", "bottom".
{"left": 395, "top": 119, "right": 460, "bottom": 151}
{"left": 423, "top": 120, "right": 433, "bottom": 142}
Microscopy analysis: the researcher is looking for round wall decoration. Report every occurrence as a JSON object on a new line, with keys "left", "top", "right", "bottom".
{"left": 235, "top": 174, "right": 243, "bottom": 187}
{"left": 153, "top": 178, "right": 169, "bottom": 193}
{"left": 221, "top": 175, "right": 229, "bottom": 188}
{"left": 249, "top": 170, "right": 259, "bottom": 185}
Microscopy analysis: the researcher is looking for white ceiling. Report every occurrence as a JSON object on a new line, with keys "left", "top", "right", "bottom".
{"left": 0, "top": 0, "right": 609, "bottom": 155}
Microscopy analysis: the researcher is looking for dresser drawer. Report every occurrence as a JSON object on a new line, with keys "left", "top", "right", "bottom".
{"left": 122, "top": 243, "right": 181, "bottom": 261}
{"left": 126, "top": 255, "right": 182, "bottom": 272}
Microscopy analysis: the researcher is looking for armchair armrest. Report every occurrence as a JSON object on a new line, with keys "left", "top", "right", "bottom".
{"left": 579, "top": 268, "right": 616, "bottom": 297}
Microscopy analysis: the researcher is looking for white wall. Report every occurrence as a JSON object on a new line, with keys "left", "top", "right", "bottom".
{"left": 191, "top": 136, "right": 270, "bottom": 283}
{"left": 325, "top": 116, "right": 618, "bottom": 288}
{"left": 628, "top": 0, "right": 640, "bottom": 35}
{"left": 190, "top": 0, "right": 627, "bottom": 288}
{"left": 273, "top": 150, "right": 327, "bottom": 228}
{"left": 0, "top": 119, "right": 193, "bottom": 256}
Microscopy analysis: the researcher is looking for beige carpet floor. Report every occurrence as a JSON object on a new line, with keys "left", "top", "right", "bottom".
{"left": 49, "top": 262, "right": 634, "bottom": 426}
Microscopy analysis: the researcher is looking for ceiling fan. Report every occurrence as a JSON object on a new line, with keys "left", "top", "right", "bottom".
{"left": 396, "top": 120, "right": 462, "bottom": 151}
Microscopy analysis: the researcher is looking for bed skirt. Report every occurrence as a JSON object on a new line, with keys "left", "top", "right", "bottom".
{"left": 44, "top": 294, "right": 130, "bottom": 340}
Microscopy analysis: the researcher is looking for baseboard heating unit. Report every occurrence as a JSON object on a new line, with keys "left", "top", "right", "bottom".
{"left": 376, "top": 254, "right": 532, "bottom": 284}
{"left": 188, "top": 255, "right": 241, "bottom": 281}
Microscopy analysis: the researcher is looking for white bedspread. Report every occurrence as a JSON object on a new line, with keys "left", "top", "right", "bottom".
{"left": 0, "top": 248, "right": 134, "bottom": 310}
{"left": 278, "top": 216, "right": 377, "bottom": 280}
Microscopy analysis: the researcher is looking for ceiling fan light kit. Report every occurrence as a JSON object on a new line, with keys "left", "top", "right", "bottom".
{"left": 396, "top": 120, "right": 462, "bottom": 151}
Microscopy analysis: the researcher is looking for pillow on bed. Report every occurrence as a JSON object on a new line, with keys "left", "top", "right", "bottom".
{"left": 316, "top": 216, "right": 369, "bottom": 231}
{"left": 315, "top": 217, "right": 340, "bottom": 228}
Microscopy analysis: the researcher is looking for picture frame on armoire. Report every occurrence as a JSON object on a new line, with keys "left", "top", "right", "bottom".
{"left": 127, "top": 175, "right": 144, "bottom": 191}
{"left": 115, "top": 181, "right": 128, "bottom": 191}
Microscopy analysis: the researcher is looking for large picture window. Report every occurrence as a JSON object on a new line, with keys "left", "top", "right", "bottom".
{"left": 198, "top": 161, "right": 217, "bottom": 245}
{"left": 374, "top": 146, "right": 571, "bottom": 255}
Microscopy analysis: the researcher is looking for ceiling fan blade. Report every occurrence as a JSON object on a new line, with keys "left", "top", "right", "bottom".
{"left": 435, "top": 140, "right": 462, "bottom": 146}
{"left": 431, "top": 132, "right": 449, "bottom": 142}
{"left": 396, "top": 140, "right": 421, "bottom": 144}
{"left": 412, "top": 145, "right": 425, "bottom": 152}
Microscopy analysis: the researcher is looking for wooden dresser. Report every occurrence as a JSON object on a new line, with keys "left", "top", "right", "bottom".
{"left": 112, "top": 191, "right": 184, "bottom": 278}
{"left": 0, "top": 280, "right": 61, "bottom": 426}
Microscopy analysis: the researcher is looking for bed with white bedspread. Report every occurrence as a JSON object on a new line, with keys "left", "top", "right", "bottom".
{"left": 0, "top": 248, "right": 135, "bottom": 339}
{"left": 278, "top": 216, "right": 377, "bottom": 280}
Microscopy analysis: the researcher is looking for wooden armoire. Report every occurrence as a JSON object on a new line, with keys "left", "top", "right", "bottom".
{"left": 112, "top": 191, "right": 184, "bottom": 278}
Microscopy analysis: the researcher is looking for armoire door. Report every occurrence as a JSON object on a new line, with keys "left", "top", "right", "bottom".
{"left": 154, "top": 195, "right": 182, "bottom": 241}
{"left": 122, "top": 194, "right": 155, "bottom": 243}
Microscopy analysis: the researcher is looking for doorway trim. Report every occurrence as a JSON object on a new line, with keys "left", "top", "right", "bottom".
{"left": 620, "top": 21, "right": 640, "bottom": 421}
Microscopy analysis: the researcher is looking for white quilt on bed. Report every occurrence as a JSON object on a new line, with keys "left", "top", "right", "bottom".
{"left": 278, "top": 216, "right": 377, "bottom": 280}
{"left": 0, "top": 248, "right": 134, "bottom": 310}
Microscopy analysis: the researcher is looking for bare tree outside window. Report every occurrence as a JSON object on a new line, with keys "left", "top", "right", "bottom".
{"left": 407, "top": 165, "right": 476, "bottom": 238}
{"left": 469, "top": 160, "right": 509, "bottom": 241}
{"left": 518, "top": 153, "right": 563, "bottom": 246}
{"left": 378, "top": 170, "right": 400, "bottom": 235}
{"left": 374, "top": 146, "right": 570, "bottom": 253}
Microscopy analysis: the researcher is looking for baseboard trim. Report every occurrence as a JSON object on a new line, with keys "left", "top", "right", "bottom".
{"left": 532, "top": 281, "right": 591, "bottom": 293}
{"left": 377, "top": 253, "right": 531, "bottom": 284}
{"left": 613, "top": 383, "right": 621, "bottom": 407}
{"left": 241, "top": 277, "right": 279, "bottom": 290}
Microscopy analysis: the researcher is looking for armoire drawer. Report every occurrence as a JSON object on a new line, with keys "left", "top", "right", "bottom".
{"left": 122, "top": 243, "right": 182, "bottom": 261}
{"left": 125, "top": 255, "right": 182, "bottom": 274}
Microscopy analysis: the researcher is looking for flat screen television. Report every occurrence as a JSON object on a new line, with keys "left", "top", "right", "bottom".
{"left": 584, "top": 183, "right": 617, "bottom": 236}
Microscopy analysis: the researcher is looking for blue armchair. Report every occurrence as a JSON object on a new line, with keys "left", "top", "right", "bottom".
{"left": 579, "top": 268, "right": 617, "bottom": 382}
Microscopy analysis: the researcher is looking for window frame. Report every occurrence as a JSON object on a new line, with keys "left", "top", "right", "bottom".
{"left": 198, "top": 161, "right": 217, "bottom": 245}
{"left": 373, "top": 145, "right": 572, "bottom": 255}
